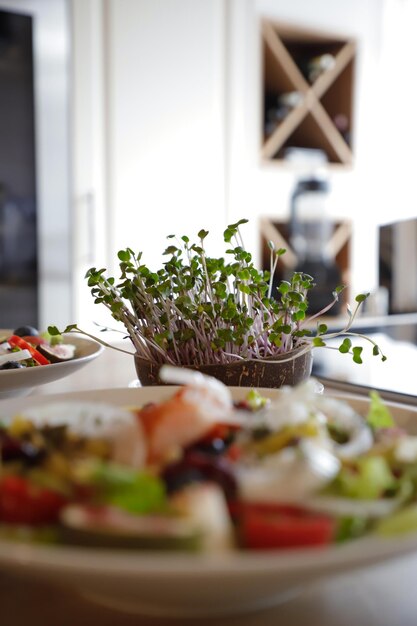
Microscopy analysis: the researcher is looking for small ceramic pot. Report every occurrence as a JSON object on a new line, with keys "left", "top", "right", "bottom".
{"left": 134, "top": 345, "right": 313, "bottom": 388}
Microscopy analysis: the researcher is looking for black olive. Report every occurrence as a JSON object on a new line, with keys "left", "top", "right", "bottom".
{"left": 0, "top": 432, "right": 21, "bottom": 460}
{"left": 20, "top": 440, "right": 47, "bottom": 465}
{"left": 185, "top": 426, "right": 235, "bottom": 457}
{"left": 162, "top": 451, "right": 237, "bottom": 500}
{"left": 0, "top": 361, "right": 25, "bottom": 370}
{"left": 162, "top": 467, "right": 205, "bottom": 494}
{"left": 0, "top": 432, "right": 45, "bottom": 465}
{"left": 13, "top": 325, "right": 39, "bottom": 337}
{"left": 187, "top": 437, "right": 228, "bottom": 456}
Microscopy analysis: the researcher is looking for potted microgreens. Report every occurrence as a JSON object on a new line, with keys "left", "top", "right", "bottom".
{"left": 49, "top": 219, "right": 386, "bottom": 387}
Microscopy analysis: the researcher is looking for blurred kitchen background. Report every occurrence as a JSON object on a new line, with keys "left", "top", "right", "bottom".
{"left": 0, "top": 0, "right": 416, "bottom": 335}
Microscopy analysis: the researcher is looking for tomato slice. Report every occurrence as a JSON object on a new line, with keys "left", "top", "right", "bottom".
{"left": 21, "top": 335, "right": 47, "bottom": 347}
{"left": 234, "top": 501, "right": 335, "bottom": 550}
{"left": 7, "top": 335, "right": 50, "bottom": 366}
{"left": 0, "top": 476, "right": 67, "bottom": 525}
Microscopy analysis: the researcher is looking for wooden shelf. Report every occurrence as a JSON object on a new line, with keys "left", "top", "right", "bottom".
{"left": 262, "top": 20, "right": 356, "bottom": 165}
{"left": 259, "top": 216, "right": 352, "bottom": 310}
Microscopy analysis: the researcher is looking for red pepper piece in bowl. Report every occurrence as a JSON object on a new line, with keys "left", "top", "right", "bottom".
{"left": 8, "top": 335, "right": 51, "bottom": 366}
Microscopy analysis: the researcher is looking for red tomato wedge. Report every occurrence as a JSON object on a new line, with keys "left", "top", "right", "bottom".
{"left": 7, "top": 335, "right": 51, "bottom": 366}
{"left": 232, "top": 502, "right": 335, "bottom": 550}
{"left": 0, "top": 476, "right": 67, "bottom": 525}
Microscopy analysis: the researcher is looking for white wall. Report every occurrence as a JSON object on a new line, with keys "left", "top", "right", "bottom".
{"left": 106, "top": 0, "right": 228, "bottom": 274}
{"left": 376, "top": 0, "right": 417, "bottom": 226}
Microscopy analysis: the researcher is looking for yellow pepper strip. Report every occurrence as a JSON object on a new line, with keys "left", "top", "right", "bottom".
{"left": 250, "top": 421, "right": 319, "bottom": 456}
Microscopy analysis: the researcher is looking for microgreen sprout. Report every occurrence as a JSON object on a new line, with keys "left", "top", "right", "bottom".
{"left": 48, "top": 220, "right": 387, "bottom": 366}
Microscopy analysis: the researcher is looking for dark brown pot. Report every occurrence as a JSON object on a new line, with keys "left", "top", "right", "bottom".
{"left": 134, "top": 345, "right": 313, "bottom": 388}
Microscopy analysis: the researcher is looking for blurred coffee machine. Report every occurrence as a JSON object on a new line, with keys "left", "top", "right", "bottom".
{"left": 285, "top": 149, "right": 342, "bottom": 314}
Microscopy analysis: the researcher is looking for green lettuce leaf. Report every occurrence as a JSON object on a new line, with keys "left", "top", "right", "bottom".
{"left": 366, "top": 391, "right": 394, "bottom": 429}
{"left": 376, "top": 504, "right": 417, "bottom": 537}
{"left": 335, "top": 456, "right": 395, "bottom": 500}
{"left": 78, "top": 460, "right": 167, "bottom": 514}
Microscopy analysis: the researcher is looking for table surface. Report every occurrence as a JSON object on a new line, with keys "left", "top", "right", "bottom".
{"left": 2, "top": 341, "right": 417, "bottom": 626}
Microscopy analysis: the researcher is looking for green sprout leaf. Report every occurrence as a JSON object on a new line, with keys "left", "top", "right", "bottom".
{"left": 47, "top": 325, "right": 61, "bottom": 336}
{"left": 355, "top": 293, "right": 370, "bottom": 304}
{"left": 117, "top": 250, "right": 131, "bottom": 262}
{"left": 352, "top": 346, "right": 363, "bottom": 364}
{"left": 339, "top": 338, "right": 352, "bottom": 354}
{"left": 163, "top": 245, "right": 179, "bottom": 255}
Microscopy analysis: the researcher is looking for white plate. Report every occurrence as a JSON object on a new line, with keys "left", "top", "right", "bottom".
{"left": 0, "top": 333, "right": 104, "bottom": 399}
{"left": 0, "top": 386, "right": 417, "bottom": 618}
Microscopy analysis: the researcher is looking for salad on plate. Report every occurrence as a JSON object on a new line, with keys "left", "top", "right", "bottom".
{"left": 0, "top": 367, "right": 416, "bottom": 552}
{"left": 0, "top": 326, "right": 77, "bottom": 371}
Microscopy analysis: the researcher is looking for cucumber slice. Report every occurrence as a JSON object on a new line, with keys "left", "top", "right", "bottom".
{"left": 59, "top": 505, "right": 202, "bottom": 551}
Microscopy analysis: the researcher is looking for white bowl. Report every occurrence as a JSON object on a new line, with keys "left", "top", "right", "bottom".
{"left": 0, "top": 334, "right": 104, "bottom": 399}
{"left": 0, "top": 387, "right": 416, "bottom": 617}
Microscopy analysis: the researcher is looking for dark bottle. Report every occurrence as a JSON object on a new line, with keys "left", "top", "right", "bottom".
{"left": 287, "top": 172, "right": 342, "bottom": 315}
